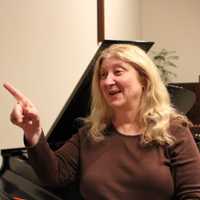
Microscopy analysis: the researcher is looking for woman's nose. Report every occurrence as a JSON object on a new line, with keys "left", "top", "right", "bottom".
{"left": 104, "top": 73, "right": 116, "bottom": 85}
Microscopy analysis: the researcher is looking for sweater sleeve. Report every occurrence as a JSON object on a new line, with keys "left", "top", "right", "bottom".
{"left": 169, "top": 124, "right": 200, "bottom": 199}
{"left": 26, "top": 131, "right": 81, "bottom": 188}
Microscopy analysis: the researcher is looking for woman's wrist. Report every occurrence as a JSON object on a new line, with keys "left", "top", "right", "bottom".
{"left": 24, "top": 127, "right": 43, "bottom": 146}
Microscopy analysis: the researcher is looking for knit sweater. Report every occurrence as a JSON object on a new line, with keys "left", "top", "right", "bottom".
{"left": 27, "top": 122, "right": 200, "bottom": 200}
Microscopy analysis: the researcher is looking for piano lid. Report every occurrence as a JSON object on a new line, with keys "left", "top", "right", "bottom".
{"left": 46, "top": 40, "right": 154, "bottom": 149}
{"left": 0, "top": 40, "right": 198, "bottom": 200}
{"left": 167, "top": 84, "right": 196, "bottom": 114}
{"left": 169, "top": 82, "right": 200, "bottom": 124}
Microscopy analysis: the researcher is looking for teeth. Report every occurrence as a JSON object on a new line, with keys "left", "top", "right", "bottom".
{"left": 109, "top": 90, "right": 120, "bottom": 95}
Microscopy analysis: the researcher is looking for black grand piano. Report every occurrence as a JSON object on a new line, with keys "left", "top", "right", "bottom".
{"left": 0, "top": 40, "right": 199, "bottom": 199}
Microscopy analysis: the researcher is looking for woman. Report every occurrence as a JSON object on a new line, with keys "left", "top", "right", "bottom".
{"left": 4, "top": 44, "right": 200, "bottom": 200}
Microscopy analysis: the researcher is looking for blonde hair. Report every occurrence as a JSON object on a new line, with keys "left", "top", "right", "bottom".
{"left": 84, "top": 44, "right": 189, "bottom": 145}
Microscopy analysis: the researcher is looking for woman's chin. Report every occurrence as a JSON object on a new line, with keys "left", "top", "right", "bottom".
{"left": 108, "top": 100, "right": 126, "bottom": 109}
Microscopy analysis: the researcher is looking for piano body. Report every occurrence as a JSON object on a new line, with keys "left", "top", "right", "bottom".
{"left": 169, "top": 82, "right": 200, "bottom": 146}
{"left": 0, "top": 40, "right": 154, "bottom": 199}
{"left": 1, "top": 40, "right": 199, "bottom": 199}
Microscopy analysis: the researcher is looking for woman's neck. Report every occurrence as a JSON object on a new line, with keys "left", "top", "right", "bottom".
{"left": 112, "top": 110, "right": 141, "bottom": 136}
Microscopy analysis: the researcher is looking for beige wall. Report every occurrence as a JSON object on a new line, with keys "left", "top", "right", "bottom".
{"left": 0, "top": 1, "right": 140, "bottom": 148}
{"left": 141, "top": 0, "right": 200, "bottom": 82}
{"left": 0, "top": 0, "right": 97, "bottom": 148}
{"left": 105, "top": 0, "right": 141, "bottom": 40}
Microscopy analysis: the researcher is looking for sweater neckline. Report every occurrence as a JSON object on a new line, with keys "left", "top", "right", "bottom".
{"left": 109, "top": 123, "right": 142, "bottom": 138}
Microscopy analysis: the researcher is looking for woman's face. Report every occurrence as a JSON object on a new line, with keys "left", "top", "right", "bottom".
{"left": 99, "top": 56, "right": 143, "bottom": 111}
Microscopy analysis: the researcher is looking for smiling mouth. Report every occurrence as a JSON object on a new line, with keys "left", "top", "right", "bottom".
{"left": 108, "top": 90, "right": 121, "bottom": 96}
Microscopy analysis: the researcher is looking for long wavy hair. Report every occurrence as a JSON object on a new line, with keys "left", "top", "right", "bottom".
{"left": 84, "top": 44, "right": 189, "bottom": 145}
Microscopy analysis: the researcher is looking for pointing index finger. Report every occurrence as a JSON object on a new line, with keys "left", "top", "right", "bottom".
{"left": 3, "top": 82, "right": 32, "bottom": 106}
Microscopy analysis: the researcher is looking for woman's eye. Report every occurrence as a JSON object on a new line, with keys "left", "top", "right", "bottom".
{"left": 100, "top": 72, "right": 107, "bottom": 79}
{"left": 115, "top": 70, "right": 123, "bottom": 75}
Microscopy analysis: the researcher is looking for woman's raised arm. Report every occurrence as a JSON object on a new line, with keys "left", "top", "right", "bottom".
{"left": 3, "top": 82, "right": 42, "bottom": 145}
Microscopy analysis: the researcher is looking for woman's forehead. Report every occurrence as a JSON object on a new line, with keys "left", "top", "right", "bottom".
{"left": 101, "top": 56, "right": 127, "bottom": 67}
{"left": 100, "top": 56, "right": 138, "bottom": 71}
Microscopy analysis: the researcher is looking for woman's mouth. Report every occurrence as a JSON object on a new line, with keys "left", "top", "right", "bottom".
{"left": 108, "top": 89, "right": 121, "bottom": 96}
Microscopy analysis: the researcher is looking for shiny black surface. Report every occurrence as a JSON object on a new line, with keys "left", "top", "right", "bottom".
{"left": 167, "top": 84, "right": 196, "bottom": 114}
{"left": 1, "top": 40, "right": 199, "bottom": 199}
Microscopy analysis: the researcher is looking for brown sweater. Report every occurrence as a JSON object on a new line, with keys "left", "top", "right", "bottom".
{"left": 27, "top": 123, "right": 200, "bottom": 200}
